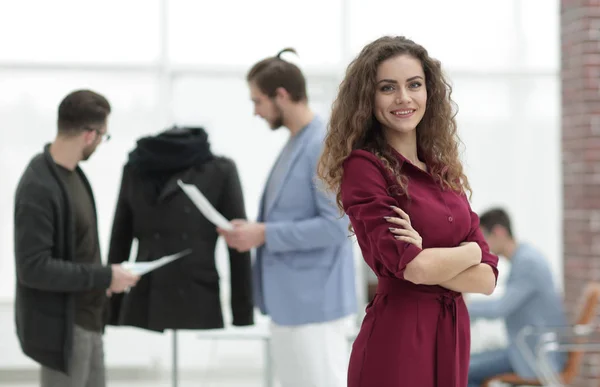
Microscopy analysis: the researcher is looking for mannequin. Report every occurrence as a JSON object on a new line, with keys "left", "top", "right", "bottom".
{"left": 105, "top": 126, "right": 254, "bottom": 331}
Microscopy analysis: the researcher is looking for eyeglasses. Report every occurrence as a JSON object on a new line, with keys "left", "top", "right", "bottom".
{"left": 85, "top": 126, "right": 111, "bottom": 142}
{"left": 96, "top": 130, "right": 111, "bottom": 142}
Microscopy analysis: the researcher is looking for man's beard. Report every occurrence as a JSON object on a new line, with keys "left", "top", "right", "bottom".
{"left": 81, "top": 145, "right": 97, "bottom": 161}
{"left": 269, "top": 104, "right": 285, "bottom": 131}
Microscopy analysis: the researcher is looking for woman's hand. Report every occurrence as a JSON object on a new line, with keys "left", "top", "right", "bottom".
{"left": 385, "top": 206, "right": 423, "bottom": 249}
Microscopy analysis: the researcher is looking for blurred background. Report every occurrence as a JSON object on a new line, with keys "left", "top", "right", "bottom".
{"left": 1, "top": 0, "right": 595, "bottom": 385}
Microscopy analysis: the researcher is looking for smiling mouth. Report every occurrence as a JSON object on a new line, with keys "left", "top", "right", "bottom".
{"left": 391, "top": 109, "right": 417, "bottom": 118}
{"left": 391, "top": 109, "right": 416, "bottom": 117}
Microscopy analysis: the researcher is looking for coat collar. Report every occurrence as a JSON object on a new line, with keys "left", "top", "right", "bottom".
{"left": 156, "top": 167, "right": 199, "bottom": 203}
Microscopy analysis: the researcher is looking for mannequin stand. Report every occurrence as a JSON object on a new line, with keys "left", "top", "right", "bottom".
{"left": 172, "top": 330, "right": 179, "bottom": 387}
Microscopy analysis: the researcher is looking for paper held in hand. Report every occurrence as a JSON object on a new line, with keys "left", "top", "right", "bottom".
{"left": 122, "top": 249, "right": 192, "bottom": 276}
{"left": 177, "top": 179, "right": 234, "bottom": 231}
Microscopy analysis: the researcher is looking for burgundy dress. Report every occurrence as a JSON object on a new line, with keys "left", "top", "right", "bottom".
{"left": 341, "top": 149, "right": 499, "bottom": 387}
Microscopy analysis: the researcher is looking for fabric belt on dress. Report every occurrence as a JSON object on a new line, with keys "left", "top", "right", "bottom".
{"left": 377, "top": 277, "right": 462, "bottom": 387}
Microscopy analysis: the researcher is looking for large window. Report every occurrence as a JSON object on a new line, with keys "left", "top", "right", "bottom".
{"left": 0, "top": 0, "right": 561, "bottom": 295}
{"left": 0, "top": 0, "right": 161, "bottom": 64}
{"left": 167, "top": 0, "right": 343, "bottom": 67}
{"left": 348, "top": 0, "right": 518, "bottom": 70}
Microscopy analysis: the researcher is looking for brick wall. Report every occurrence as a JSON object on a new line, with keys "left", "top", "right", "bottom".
{"left": 562, "top": 0, "right": 600, "bottom": 385}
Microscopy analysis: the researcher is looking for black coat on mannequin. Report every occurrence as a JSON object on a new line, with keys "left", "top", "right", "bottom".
{"left": 105, "top": 127, "right": 254, "bottom": 331}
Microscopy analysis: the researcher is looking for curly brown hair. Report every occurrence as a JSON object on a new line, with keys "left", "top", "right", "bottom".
{"left": 317, "top": 36, "right": 471, "bottom": 213}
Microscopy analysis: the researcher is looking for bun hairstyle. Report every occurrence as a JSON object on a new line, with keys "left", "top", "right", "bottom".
{"left": 276, "top": 47, "right": 298, "bottom": 59}
{"left": 246, "top": 47, "right": 308, "bottom": 102}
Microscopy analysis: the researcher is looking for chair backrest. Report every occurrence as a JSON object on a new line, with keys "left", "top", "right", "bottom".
{"left": 561, "top": 282, "right": 600, "bottom": 383}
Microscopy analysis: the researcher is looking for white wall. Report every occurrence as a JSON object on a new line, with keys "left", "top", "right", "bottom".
{"left": 0, "top": 0, "right": 560, "bottom": 372}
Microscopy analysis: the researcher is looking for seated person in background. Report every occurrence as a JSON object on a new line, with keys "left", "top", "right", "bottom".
{"left": 467, "top": 208, "right": 568, "bottom": 387}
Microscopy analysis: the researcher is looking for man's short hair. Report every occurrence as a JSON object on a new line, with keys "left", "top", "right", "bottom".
{"left": 246, "top": 48, "right": 308, "bottom": 102}
{"left": 479, "top": 207, "right": 513, "bottom": 238}
{"left": 57, "top": 89, "right": 111, "bottom": 135}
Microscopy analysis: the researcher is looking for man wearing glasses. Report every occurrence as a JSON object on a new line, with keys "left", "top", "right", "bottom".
{"left": 13, "top": 89, "right": 139, "bottom": 387}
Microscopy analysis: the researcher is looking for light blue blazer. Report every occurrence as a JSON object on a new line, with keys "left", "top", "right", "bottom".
{"left": 469, "top": 244, "right": 568, "bottom": 378}
{"left": 253, "top": 116, "right": 357, "bottom": 326}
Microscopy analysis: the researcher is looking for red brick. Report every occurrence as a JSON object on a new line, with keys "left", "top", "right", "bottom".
{"left": 562, "top": 1, "right": 600, "bottom": 383}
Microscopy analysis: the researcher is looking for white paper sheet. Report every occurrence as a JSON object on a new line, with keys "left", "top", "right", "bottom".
{"left": 121, "top": 249, "right": 192, "bottom": 276}
{"left": 177, "top": 179, "right": 234, "bottom": 231}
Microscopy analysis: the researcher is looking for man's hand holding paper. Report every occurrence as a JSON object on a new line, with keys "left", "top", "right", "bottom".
{"left": 109, "top": 264, "right": 140, "bottom": 293}
{"left": 218, "top": 219, "right": 266, "bottom": 253}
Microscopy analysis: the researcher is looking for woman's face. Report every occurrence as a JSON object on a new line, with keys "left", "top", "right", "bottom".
{"left": 373, "top": 54, "right": 427, "bottom": 136}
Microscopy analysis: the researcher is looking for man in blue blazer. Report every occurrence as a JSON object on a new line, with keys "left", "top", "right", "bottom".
{"left": 467, "top": 208, "right": 567, "bottom": 387}
{"left": 218, "top": 48, "right": 357, "bottom": 387}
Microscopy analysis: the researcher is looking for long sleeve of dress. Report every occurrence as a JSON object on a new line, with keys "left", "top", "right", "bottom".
{"left": 461, "top": 195, "right": 499, "bottom": 284}
{"left": 341, "top": 150, "right": 422, "bottom": 279}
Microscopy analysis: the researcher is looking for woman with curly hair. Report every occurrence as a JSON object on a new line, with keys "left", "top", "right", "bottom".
{"left": 317, "top": 36, "right": 499, "bottom": 387}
